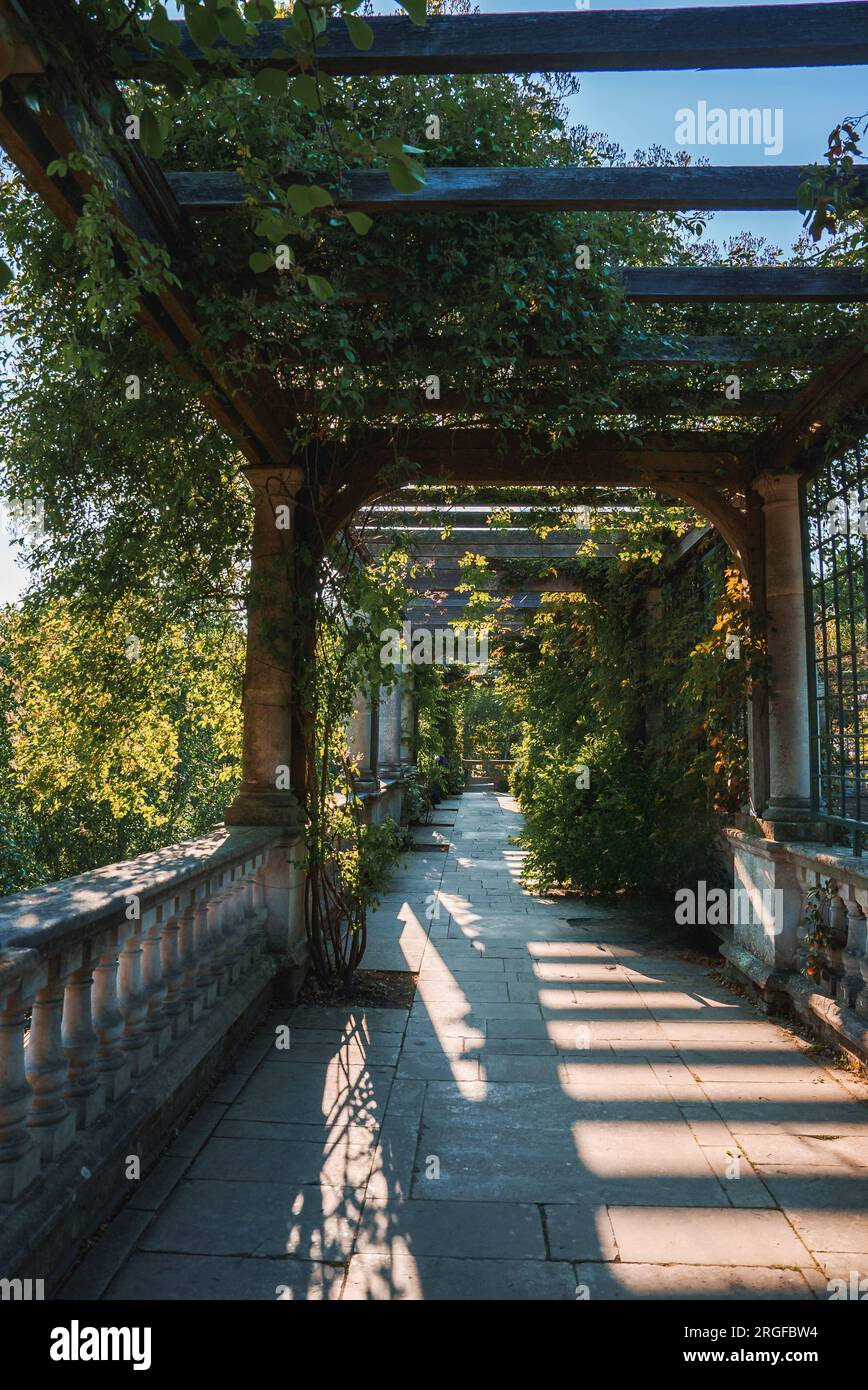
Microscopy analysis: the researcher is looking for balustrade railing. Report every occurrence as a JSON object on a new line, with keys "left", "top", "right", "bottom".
{"left": 0, "top": 827, "right": 276, "bottom": 1204}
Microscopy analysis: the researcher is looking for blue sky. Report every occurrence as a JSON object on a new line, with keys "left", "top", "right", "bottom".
{"left": 1, "top": 0, "right": 865, "bottom": 602}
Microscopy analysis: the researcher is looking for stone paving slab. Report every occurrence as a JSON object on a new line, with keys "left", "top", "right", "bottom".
{"left": 105, "top": 1252, "right": 345, "bottom": 1300}
{"left": 138, "top": 1179, "right": 363, "bottom": 1259}
{"left": 342, "top": 1252, "right": 577, "bottom": 1300}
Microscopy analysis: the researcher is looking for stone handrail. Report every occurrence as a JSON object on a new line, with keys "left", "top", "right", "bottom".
{"left": 0, "top": 827, "right": 278, "bottom": 1203}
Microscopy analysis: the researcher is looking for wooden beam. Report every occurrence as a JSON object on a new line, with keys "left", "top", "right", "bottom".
{"left": 151, "top": 5, "right": 868, "bottom": 75}
{"left": 167, "top": 165, "right": 868, "bottom": 216}
{"left": 290, "top": 384, "right": 791, "bottom": 418}
{"left": 361, "top": 427, "right": 748, "bottom": 487}
{"left": 623, "top": 268, "right": 868, "bottom": 304}
{"left": 286, "top": 337, "right": 834, "bottom": 370}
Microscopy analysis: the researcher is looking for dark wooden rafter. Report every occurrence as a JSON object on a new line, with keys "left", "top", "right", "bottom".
{"left": 290, "top": 385, "right": 792, "bottom": 418}
{"left": 137, "top": 5, "right": 868, "bottom": 76}
{"left": 166, "top": 165, "right": 868, "bottom": 216}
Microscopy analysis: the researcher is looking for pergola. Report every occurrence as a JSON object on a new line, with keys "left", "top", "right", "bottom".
{"left": 7, "top": 0, "right": 868, "bottom": 1288}
{"left": 1, "top": 0, "right": 866, "bottom": 833}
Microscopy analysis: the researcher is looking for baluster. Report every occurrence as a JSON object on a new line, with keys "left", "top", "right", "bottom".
{"left": 63, "top": 955, "right": 105, "bottom": 1127}
{"left": 92, "top": 929, "right": 132, "bottom": 1101}
{"left": 160, "top": 900, "right": 186, "bottom": 1039}
{"left": 141, "top": 907, "right": 172, "bottom": 1055}
{"left": 240, "top": 873, "right": 259, "bottom": 972}
{"left": 118, "top": 924, "right": 154, "bottom": 1076}
{"left": 826, "top": 894, "right": 847, "bottom": 997}
{"left": 0, "top": 966, "right": 42, "bottom": 1200}
{"left": 177, "top": 899, "right": 203, "bottom": 1027}
{"left": 838, "top": 897, "right": 867, "bottom": 1011}
{"left": 26, "top": 951, "right": 78, "bottom": 1160}
{"left": 251, "top": 868, "right": 267, "bottom": 961}
{"left": 223, "top": 879, "right": 246, "bottom": 985}
{"left": 211, "top": 884, "right": 232, "bottom": 995}
{"left": 194, "top": 892, "right": 219, "bottom": 1010}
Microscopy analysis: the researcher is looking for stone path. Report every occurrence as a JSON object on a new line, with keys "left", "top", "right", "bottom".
{"left": 63, "top": 790, "right": 868, "bottom": 1300}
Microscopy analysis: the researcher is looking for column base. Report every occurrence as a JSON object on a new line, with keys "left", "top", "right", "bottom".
{"left": 758, "top": 797, "right": 815, "bottom": 842}
{"left": 224, "top": 786, "right": 304, "bottom": 829}
{"left": 378, "top": 763, "right": 403, "bottom": 781}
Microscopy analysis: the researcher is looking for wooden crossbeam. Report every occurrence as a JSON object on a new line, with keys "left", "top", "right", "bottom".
{"left": 291, "top": 385, "right": 791, "bottom": 418}
{"left": 288, "top": 337, "right": 832, "bottom": 369}
{"left": 361, "top": 428, "right": 748, "bottom": 487}
{"left": 150, "top": 5, "right": 868, "bottom": 75}
{"left": 623, "top": 268, "right": 868, "bottom": 303}
{"left": 167, "top": 166, "right": 868, "bottom": 215}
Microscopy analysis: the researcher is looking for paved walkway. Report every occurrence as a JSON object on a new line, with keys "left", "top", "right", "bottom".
{"left": 64, "top": 791, "right": 868, "bottom": 1300}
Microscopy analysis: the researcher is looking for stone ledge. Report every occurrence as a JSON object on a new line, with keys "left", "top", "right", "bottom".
{"left": 0, "top": 827, "right": 279, "bottom": 946}
{"left": 720, "top": 939, "right": 868, "bottom": 1069}
{"left": 725, "top": 826, "right": 868, "bottom": 889}
{"left": 0, "top": 956, "right": 274, "bottom": 1294}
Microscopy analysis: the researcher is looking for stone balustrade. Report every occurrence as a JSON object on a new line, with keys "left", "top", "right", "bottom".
{"left": 0, "top": 828, "right": 276, "bottom": 1206}
{"left": 724, "top": 829, "right": 868, "bottom": 1063}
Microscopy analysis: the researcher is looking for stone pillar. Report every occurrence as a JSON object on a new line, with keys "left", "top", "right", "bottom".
{"left": 349, "top": 688, "right": 377, "bottom": 790}
{"left": 225, "top": 464, "right": 304, "bottom": 828}
{"left": 378, "top": 681, "right": 403, "bottom": 778}
{"left": 753, "top": 472, "right": 812, "bottom": 835}
{"left": 399, "top": 666, "right": 416, "bottom": 770}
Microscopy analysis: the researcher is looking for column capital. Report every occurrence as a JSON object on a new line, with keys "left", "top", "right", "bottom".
{"left": 752, "top": 470, "right": 800, "bottom": 507}
{"left": 242, "top": 462, "right": 305, "bottom": 493}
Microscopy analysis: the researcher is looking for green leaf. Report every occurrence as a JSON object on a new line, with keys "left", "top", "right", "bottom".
{"left": 387, "top": 155, "right": 425, "bottom": 194}
{"left": 344, "top": 13, "right": 374, "bottom": 50}
{"left": 139, "top": 107, "right": 165, "bottom": 158}
{"left": 216, "top": 4, "right": 250, "bottom": 47}
{"left": 289, "top": 74, "right": 321, "bottom": 110}
{"left": 286, "top": 184, "right": 315, "bottom": 216}
{"left": 399, "top": 0, "right": 427, "bottom": 26}
{"left": 254, "top": 209, "right": 291, "bottom": 243}
{"left": 148, "top": 3, "right": 181, "bottom": 45}
{"left": 307, "top": 275, "right": 334, "bottom": 301}
{"left": 346, "top": 210, "right": 373, "bottom": 235}
{"left": 185, "top": 2, "right": 221, "bottom": 50}
{"left": 0, "top": 258, "right": 13, "bottom": 291}
{"left": 249, "top": 251, "right": 274, "bottom": 273}
{"left": 375, "top": 137, "right": 405, "bottom": 157}
{"left": 253, "top": 67, "right": 287, "bottom": 97}
{"left": 307, "top": 184, "right": 333, "bottom": 209}
{"left": 46, "top": 158, "right": 68, "bottom": 179}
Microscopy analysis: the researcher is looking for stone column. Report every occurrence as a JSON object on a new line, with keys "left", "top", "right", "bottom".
{"left": 348, "top": 688, "right": 377, "bottom": 790}
{"left": 378, "top": 681, "right": 403, "bottom": 778}
{"left": 753, "top": 472, "right": 812, "bottom": 835}
{"left": 399, "top": 665, "right": 416, "bottom": 770}
{"left": 225, "top": 464, "right": 304, "bottom": 828}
